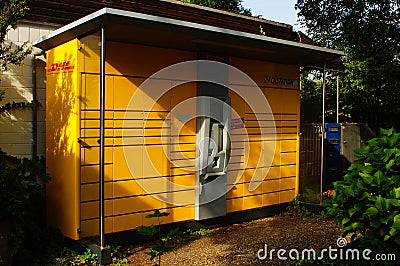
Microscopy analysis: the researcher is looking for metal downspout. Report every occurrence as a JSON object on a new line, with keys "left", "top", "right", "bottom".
{"left": 99, "top": 28, "right": 106, "bottom": 249}
{"left": 320, "top": 63, "right": 327, "bottom": 204}
{"left": 336, "top": 75, "right": 340, "bottom": 124}
{"left": 31, "top": 50, "right": 44, "bottom": 161}
{"left": 32, "top": 55, "right": 38, "bottom": 161}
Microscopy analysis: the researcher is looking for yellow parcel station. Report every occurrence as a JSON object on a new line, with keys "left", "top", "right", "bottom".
{"left": 34, "top": 8, "right": 342, "bottom": 240}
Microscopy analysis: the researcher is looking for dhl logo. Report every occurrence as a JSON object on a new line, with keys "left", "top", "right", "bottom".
{"left": 47, "top": 61, "right": 74, "bottom": 73}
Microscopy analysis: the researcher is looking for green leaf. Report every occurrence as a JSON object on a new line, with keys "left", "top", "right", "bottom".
{"left": 395, "top": 188, "right": 400, "bottom": 199}
{"left": 394, "top": 214, "right": 400, "bottom": 222}
{"left": 342, "top": 217, "right": 351, "bottom": 225}
{"left": 351, "top": 222, "right": 362, "bottom": 229}
{"left": 388, "top": 133, "right": 400, "bottom": 147}
{"left": 348, "top": 208, "right": 357, "bottom": 217}
{"left": 389, "top": 199, "right": 399, "bottom": 207}
{"left": 145, "top": 210, "right": 170, "bottom": 219}
{"left": 373, "top": 171, "right": 384, "bottom": 186}
{"left": 393, "top": 221, "right": 400, "bottom": 230}
{"left": 354, "top": 148, "right": 366, "bottom": 159}
{"left": 389, "top": 228, "right": 398, "bottom": 237}
{"left": 365, "top": 207, "right": 379, "bottom": 216}
{"left": 385, "top": 159, "right": 396, "bottom": 170}
{"left": 343, "top": 186, "right": 355, "bottom": 197}
{"left": 375, "top": 196, "right": 386, "bottom": 211}
{"left": 384, "top": 235, "right": 390, "bottom": 241}
{"left": 361, "top": 173, "right": 373, "bottom": 185}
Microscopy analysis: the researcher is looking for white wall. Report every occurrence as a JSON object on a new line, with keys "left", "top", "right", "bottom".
{"left": 0, "top": 22, "right": 59, "bottom": 158}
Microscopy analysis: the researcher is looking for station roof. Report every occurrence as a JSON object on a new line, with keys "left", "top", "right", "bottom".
{"left": 33, "top": 8, "right": 344, "bottom": 67}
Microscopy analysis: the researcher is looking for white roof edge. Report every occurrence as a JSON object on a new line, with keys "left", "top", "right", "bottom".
{"left": 33, "top": 7, "right": 344, "bottom": 57}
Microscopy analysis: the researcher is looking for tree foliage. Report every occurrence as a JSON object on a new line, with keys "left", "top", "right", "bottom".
{"left": 0, "top": 0, "right": 33, "bottom": 112}
{"left": 296, "top": 0, "right": 400, "bottom": 131}
{"left": 0, "top": 0, "right": 31, "bottom": 70}
{"left": 181, "top": 0, "right": 251, "bottom": 15}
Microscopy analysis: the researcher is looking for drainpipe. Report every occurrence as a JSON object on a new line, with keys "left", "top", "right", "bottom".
{"left": 87, "top": 29, "right": 111, "bottom": 265}
{"left": 336, "top": 75, "right": 340, "bottom": 124}
{"left": 31, "top": 49, "right": 44, "bottom": 162}
{"left": 320, "top": 63, "right": 327, "bottom": 204}
{"left": 99, "top": 27, "right": 106, "bottom": 252}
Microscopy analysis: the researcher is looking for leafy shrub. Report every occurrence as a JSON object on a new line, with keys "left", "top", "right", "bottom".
{"left": 0, "top": 149, "right": 60, "bottom": 265}
{"left": 324, "top": 128, "right": 400, "bottom": 250}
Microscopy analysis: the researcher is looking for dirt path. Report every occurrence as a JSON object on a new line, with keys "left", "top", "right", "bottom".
{"left": 127, "top": 216, "right": 342, "bottom": 265}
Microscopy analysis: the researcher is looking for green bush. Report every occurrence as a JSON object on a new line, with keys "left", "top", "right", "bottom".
{"left": 323, "top": 128, "right": 400, "bottom": 250}
{"left": 0, "top": 149, "right": 63, "bottom": 265}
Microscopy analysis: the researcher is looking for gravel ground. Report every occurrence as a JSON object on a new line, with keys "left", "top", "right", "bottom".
{"left": 127, "top": 216, "right": 342, "bottom": 265}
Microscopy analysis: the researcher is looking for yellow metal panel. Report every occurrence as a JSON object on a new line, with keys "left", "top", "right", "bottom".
{"left": 281, "top": 152, "right": 297, "bottom": 166}
{"left": 80, "top": 217, "right": 113, "bottom": 238}
{"left": 265, "top": 166, "right": 281, "bottom": 180}
{"left": 242, "top": 169, "right": 255, "bottom": 183}
{"left": 229, "top": 57, "right": 277, "bottom": 86}
{"left": 164, "top": 190, "right": 195, "bottom": 206}
{"left": 114, "top": 146, "right": 143, "bottom": 180}
{"left": 279, "top": 190, "right": 296, "bottom": 203}
{"left": 113, "top": 195, "right": 167, "bottom": 216}
{"left": 80, "top": 200, "right": 113, "bottom": 220}
{"left": 46, "top": 38, "right": 80, "bottom": 240}
{"left": 81, "top": 147, "right": 113, "bottom": 165}
{"left": 282, "top": 89, "right": 299, "bottom": 114}
{"left": 280, "top": 177, "right": 296, "bottom": 191}
{"left": 80, "top": 164, "right": 113, "bottom": 183}
{"left": 280, "top": 165, "right": 297, "bottom": 178}
{"left": 227, "top": 183, "right": 244, "bottom": 199}
{"left": 170, "top": 167, "right": 195, "bottom": 176}
{"left": 263, "top": 192, "right": 280, "bottom": 206}
{"left": 243, "top": 195, "right": 263, "bottom": 209}
{"left": 245, "top": 141, "right": 262, "bottom": 169}
{"left": 114, "top": 180, "right": 143, "bottom": 198}
{"left": 143, "top": 145, "right": 170, "bottom": 177}
{"left": 263, "top": 88, "right": 282, "bottom": 114}
{"left": 141, "top": 177, "right": 168, "bottom": 194}
{"left": 106, "top": 41, "right": 196, "bottom": 77}
{"left": 262, "top": 179, "right": 280, "bottom": 194}
{"left": 281, "top": 140, "right": 297, "bottom": 152}
{"left": 243, "top": 182, "right": 262, "bottom": 197}
{"left": 169, "top": 175, "right": 195, "bottom": 188}
{"left": 170, "top": 151, "right": 196, "bottom": 161}
{"left": 80, "top": 182, "right": 113, "bottom": 202}
{"left": 113, "top": 77, "right": 143, "bottom": 110}
{"left": 226, "top": 198, "right": 244, "bottom": 213}
{"left": 80, "top": 34, "right": 101, "bottom": 73}
{"left": 81, "top": 74, "right": 100, "bottom": 110}
{"left": 227, "top": 170, "right": 243, "bottom": 184}
{"left": 168, "top": 206, "right": 195, "bottom": 222}
{"left": 113, "top": 213, "right": 142, "bottom": 233}
{"left": 228, "top": 88, "right": 246, "bottom": 118}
